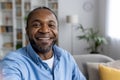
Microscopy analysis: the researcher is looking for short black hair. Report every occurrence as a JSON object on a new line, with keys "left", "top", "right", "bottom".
{"left": 26, "top": 6, "right": 58, "bottom": 28}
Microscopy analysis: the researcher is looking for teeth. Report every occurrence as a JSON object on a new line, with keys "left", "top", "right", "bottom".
{"left": 38, "top": 38, "right": 50, "bottom": 40}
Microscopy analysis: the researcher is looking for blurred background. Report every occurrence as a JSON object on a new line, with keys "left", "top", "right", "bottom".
{"left": 0, "top": 0, "right": 120, "bottom": 60}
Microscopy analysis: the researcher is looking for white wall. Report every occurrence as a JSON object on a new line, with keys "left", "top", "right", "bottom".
{"left": 58, "top": 0, "right": 99, "bottom": 55}
{"left": 98, "top": 0, "right": 107, "bottom": 35}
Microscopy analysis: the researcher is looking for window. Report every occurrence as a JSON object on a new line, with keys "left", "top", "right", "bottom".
{"left": 107, "top": 0, "right": 120, "bottom": 39}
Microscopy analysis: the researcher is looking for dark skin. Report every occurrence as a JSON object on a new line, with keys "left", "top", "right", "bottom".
{"left": 26, "top": 9, "right": 58, "bottom": 60}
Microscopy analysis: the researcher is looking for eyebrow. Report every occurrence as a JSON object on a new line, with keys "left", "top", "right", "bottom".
{"left": 31, "top": 19, "right": 57, "bottom": 25}
{"left": 49, "top": 20, "right": 56, "bottom": 24}
{"left": 31, "top": 19, "right": 41, "bottom": 23}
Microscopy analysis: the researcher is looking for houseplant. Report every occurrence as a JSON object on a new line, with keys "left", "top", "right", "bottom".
{"left": 77, "top": 24, "right": 107, "bottom": 54}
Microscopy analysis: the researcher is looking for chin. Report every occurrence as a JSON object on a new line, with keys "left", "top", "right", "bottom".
{"left": 30, "top": 39, "right": 55, "bottom": 54}
{"left": 39, "top": 46, "right": 52, "bottom": 53}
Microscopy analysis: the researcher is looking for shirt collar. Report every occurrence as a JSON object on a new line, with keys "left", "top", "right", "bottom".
{"left": 26, "top": 43, "right": 40, "bottom": 64}
{"left": 26, "top": 43, "right": 61, "bottom": 65}
{"left": 52, "top": 45, "right": 61, "bottom": 61}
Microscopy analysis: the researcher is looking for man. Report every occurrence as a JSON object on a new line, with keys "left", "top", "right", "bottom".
{"left": 2, "top": 7, "right": 86, "bottom": 80}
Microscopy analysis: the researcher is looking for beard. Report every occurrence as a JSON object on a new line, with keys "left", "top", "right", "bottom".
{"left": 29, "top": 38, "right": 57, "bottom": 54}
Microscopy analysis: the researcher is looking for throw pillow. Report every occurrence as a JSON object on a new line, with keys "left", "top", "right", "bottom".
{"left": 103, "top": 60, "right": 120, "bottom": 69}
{"left": 99, "top": 64, "right": 120, "bottom": 80}
{"left": 86, "top": 60, "right": 120, "bottom": 80}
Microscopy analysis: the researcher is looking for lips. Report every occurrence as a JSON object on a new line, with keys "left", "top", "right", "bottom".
{"left": 36, "top": 36, "right": 53, "bottom": 42}
{"left": 35, "top": 34, "right": 54, "bottom": 42}
{"left": 38, "top": 37, "right": 50, "bottom": 40}
{"left": 36, "top": 37, "right": 50, "bottom": 41}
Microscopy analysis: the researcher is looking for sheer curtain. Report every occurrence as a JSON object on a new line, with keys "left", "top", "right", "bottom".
{"left": 105, "top": 0, "right": 120, "bottom": 59}
{"left": 107, "top": 0, "right": 120, "bottom": 39}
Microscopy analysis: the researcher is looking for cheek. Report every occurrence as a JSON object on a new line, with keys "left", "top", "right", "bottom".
{"left": 27, "top": 29, "right": 36, "bottom": 39}
{"left": 53, "top": 29, "right": 58, "bottom": 38}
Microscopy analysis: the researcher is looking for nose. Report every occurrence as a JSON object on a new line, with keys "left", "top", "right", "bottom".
{"left": 38, "top": 24, "right": 50, "bottom": 33}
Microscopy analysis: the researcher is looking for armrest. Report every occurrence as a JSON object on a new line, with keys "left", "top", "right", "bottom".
{"left": 73, "top": 54, "right": 114, "bottom": 77}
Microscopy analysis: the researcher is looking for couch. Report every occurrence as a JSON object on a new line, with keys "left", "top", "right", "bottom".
{"left": 73, "top": 54, "right": 114, "bottom": 80}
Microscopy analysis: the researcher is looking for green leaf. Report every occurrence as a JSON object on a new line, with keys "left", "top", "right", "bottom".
{"left": 77, "top": 24, "right": 107, "bottom": 53}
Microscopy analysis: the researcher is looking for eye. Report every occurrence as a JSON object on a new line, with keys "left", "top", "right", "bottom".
{"left": 32, "top": 22, "right": 41, "bottom": 28}
{"left": 48, "top": 23, "right": 56, "bottom": 29}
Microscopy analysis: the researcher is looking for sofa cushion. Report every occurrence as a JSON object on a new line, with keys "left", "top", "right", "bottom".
{"left": 86, "top": 60, "right": 120, "bottom": 80}
{"left": 86, "top": 62, "right": 100, "bottom": 80}
{"left": 102, "top": 60, "right": 120, "bottom": 69}
{"left": 99, "top": 64, "right": 120, "bottom": 80}
{"left": 73, "top": 54, "right": 114, "bottom": 79}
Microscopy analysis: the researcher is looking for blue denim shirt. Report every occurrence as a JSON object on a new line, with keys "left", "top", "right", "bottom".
{"left": 2, "top": 44, "right": 86, "bottom": 80}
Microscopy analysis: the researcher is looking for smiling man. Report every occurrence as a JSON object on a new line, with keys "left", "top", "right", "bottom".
{"left": 2, "top": 7, "right": 86, "bottom": 80}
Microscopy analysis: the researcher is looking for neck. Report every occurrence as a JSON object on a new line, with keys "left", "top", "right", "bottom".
{"left": 39, "top": 49, "right": 53, "bottom": 60}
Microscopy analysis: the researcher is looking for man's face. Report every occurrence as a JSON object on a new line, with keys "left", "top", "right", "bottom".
{"left": 26, "top": 9, "right": 58, "bottom": 54}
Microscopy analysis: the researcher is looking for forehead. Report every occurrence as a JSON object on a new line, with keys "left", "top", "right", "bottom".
{"left": 29, "top": 9, "right": 57, "bottom": 21}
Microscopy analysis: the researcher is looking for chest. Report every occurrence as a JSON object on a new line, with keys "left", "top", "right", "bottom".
{"left": 21, "top": 59, "right": 73, "bottom": 80}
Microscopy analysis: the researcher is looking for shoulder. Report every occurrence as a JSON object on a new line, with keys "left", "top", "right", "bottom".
{"left": 1, "top": 48, "right": 28, "bottom": 80}
{"left": 2, "top": 47, "right": 30, "bottom": 74}
{"left": 53, "top": 45, "right": 71, "bottom": 57}
{"left": 53, "top": 45, "right": 75, "bottom": 63}
{"left": 3, "top": 48, "right": 26, "bottom": 61}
